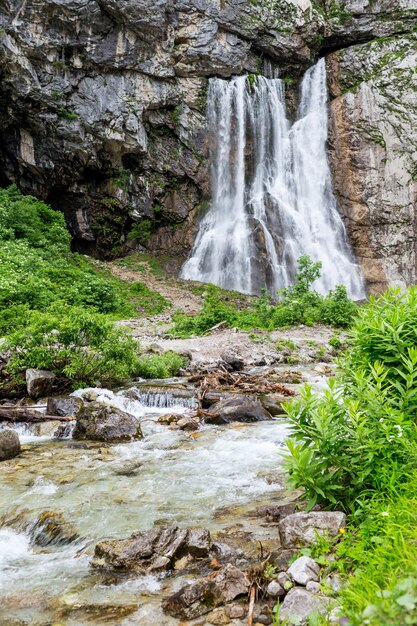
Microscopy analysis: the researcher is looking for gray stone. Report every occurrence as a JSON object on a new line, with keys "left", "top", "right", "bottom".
{"left": 73, "top": 402, "right": 143, "bottom": 442}
{"left": 277, "top": 571, "right": 293, "bottom": 590}
{"left": 278, "top": 512, "right": 346, "bottom": 548}
{"left": 26, "top": 369, "right": 56, "bottom": 399}
{"left": 306, "top": 580, "right": 321, "bottom": 594}
{"left": 206, "top": 395, "right": 271, "bottom": 425}
{"left": 325, "top": 574, "right": 344, "bottom": 593}
{"left": 279, "top": 588, "right": 329, "bottom": 624}
{"left": 287, "top": 556, "right": 320, "bottom": 586}
{"left": 0, "top": 429, "right": 20, "bottom": 461}
{"left": 266, "top": 580, "right": 286, "bottom": 598}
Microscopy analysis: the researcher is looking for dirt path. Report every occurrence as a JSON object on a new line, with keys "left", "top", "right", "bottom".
{"left": 108, "top": 260, "right": 202, "bottom": 315}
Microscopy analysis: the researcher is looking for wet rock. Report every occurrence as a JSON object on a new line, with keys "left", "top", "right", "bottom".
{"left": 46, "top": 396, "right": 84, "bottom": 417}
{"left": 278, "top": 512, "right": 346, "bottom": 548}
{"left": 266, "top": 580, "right": 286, "bottom": 598}
{"left": 0, "top": 429, "right": 20, "bottom": 461}
{"left": 26, "top": 369, "right": 56, "bottom": 399}
{"left": 205, "top": 395, "right": 271, "bottom": 424}
{"left": 177, "top": 416, "right": 200, "bottom": 431}
{"left": 92, "top": 526, "right": 211, "bottom": 574}
{"left": 162, "top": 564, "right": 250, "bottom": 619}
{"left": 279, "top": 588, "right": 329, "bottom": 624}
{"left": 288, "top": 556, "right": 320, "bottom": 586}
{"left": 32, "top": 420, "right": 63, "bottom": 438}
{"left": 31, "top": 510, "right": 79, "bottom": 546}
{"left": 260, "top": 394, "right": 289, "bottom": 416}
{"left": 73, "top": 402, "right": 143, "bottom": 443}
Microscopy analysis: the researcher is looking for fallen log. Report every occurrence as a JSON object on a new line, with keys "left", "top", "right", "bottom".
{"left": 0, "top": 407, "right": 73, "bottom": 423}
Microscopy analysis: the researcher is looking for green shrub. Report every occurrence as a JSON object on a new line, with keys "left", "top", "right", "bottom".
{"left": 4, "top": 307, "right": 185, "bottom": 389}
{"left": 0, "top": 186, "right": 175, "bottom": 390}
{"left": 171, "top": 256, "right": 357, "bottom": 337}
{"left": 284, "top": 287, "right": 417, "bottom": 512}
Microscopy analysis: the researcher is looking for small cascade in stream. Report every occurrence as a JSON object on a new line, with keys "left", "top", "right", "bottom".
{"left": 181, "top": 58, "right": 365, "bottom": 299}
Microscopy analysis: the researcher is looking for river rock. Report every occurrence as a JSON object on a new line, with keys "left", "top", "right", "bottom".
{"left": 162, "top": 564, "right": 250, "bottom": 619}
{"left": 93, "top": 526, "right": 211, "bottom": 573}
{"left": 177, "top": 416, "right": 200, "bottom": 431}
{"left": 287, "top": 556, "right": 320, "bottom": 586}
{"left": 260, "top": 394, "right": 288, "bottom": 416}
{"left": 73, "top": 402, "right": 143, "bottom": 442}
{"left": 0, "top": 429, "right": 20, "bottom": 461}
{"left": 279, "top": 588, "right": 329, "bottom": 624}
{"left": 278, "top": 512, "right": 346, "bottom": 548}
{"left": 26, "top": 369, "right": 56, "bottom": 399}
{"left": 31, "top": 510, "right": 79, "bottom": 546}
{"left": 46, "top": 396, "right": 84, "bottom": 417}
{"left": 205, "top": 395, "right": 271, "bottom": 424}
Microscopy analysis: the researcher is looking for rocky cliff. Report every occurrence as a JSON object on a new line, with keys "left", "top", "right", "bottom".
{"left": 0, "top": 0, "right": 416, "bottom": 288}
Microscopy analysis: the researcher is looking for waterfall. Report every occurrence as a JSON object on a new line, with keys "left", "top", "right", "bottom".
{"left": 181, "top": 59, "right": 365, "bottom": 299}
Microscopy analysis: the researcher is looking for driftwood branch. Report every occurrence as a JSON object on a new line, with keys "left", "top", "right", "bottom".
{"left": 248, "top": 585, "right": 256, "bottom": 626}
{"left": 0, "top": 407, "right": 72, "bottom": 423}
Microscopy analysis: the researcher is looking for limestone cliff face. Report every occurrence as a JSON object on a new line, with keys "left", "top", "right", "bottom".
{"left": 0, "top": 0, "right": 416, "bottom": 287}
{"left": 327, "top": 33, "right": 417, "bottom": 293}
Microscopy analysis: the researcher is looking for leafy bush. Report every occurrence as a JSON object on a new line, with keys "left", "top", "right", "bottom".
{"left": 284, "top": 287, "right": 417, "bottom": 512}
{"left": 171, "top": 256, "right": 357, "bottom": 337}
{"left": 0, "top": 187, "right": 176, "bottom": 391}
{"left": 281, "top": 287, "right": 417, "bottom": 625}
{"left": 5, "top": 307, "right": 185, "bottom": 389}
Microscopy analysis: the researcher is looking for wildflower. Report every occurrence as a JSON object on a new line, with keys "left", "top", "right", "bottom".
{"left": 339, "top": 528, "right": 346, "bottom": 534}
{"left": 380, "top": 511, "right": 390, "bottom": 517}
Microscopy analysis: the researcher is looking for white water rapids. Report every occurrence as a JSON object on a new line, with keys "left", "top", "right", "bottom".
{"left": 181, "top": 59, "right": 365, "bottom": 298}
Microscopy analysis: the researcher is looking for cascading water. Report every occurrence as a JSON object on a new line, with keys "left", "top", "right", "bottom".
{"left": 181, "top": 59, "right": 365, "bottom": 299}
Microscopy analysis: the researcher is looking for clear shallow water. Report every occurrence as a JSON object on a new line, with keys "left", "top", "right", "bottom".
{"left": 0, "top": 386, "right": 289, "bottom": 625}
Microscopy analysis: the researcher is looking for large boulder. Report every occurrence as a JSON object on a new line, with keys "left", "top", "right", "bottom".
{"left": 46, "top": 396, "right": 84, "bottom": 417}
{"left": 162, "top": 564, "right": 250, "bottom": 620}
{"left": 92, "top": 526, "right": 211, "bottom": 574}
{"left": 0, "top": 429, "right": 20, "bottom": 461}
{"left": 205, "top": 395, "right": 271, "bottom": 424}
{"left": 72, "top": 402, "right": 143, "bottom": 442}
{"left": 26, "top": 369, "right": 56, "bottom": 399}
{"left": 279, "top": 512, "right": 346, "bottom": 548}
{"left": 279, "top": 588, "right": 329, "bottom": 624}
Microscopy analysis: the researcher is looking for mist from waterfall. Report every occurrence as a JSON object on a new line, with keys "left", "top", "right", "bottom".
{"left": 181, "top": 58, "right": 365, "bottom": 299}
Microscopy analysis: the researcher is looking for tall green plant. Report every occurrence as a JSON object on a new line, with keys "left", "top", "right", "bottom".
{"left": 284, "top": 287, "right": 417, "bottom": 512}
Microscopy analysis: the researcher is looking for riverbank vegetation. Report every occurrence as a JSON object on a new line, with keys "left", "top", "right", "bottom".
{"left": 0, "top": 187, "right": 182, "bottom": 393}
{"left": 283, "top": 287, "right": 417, "bottom": 625}
{"left": 171, "top": 255, "right": 357, "bottom": 337}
